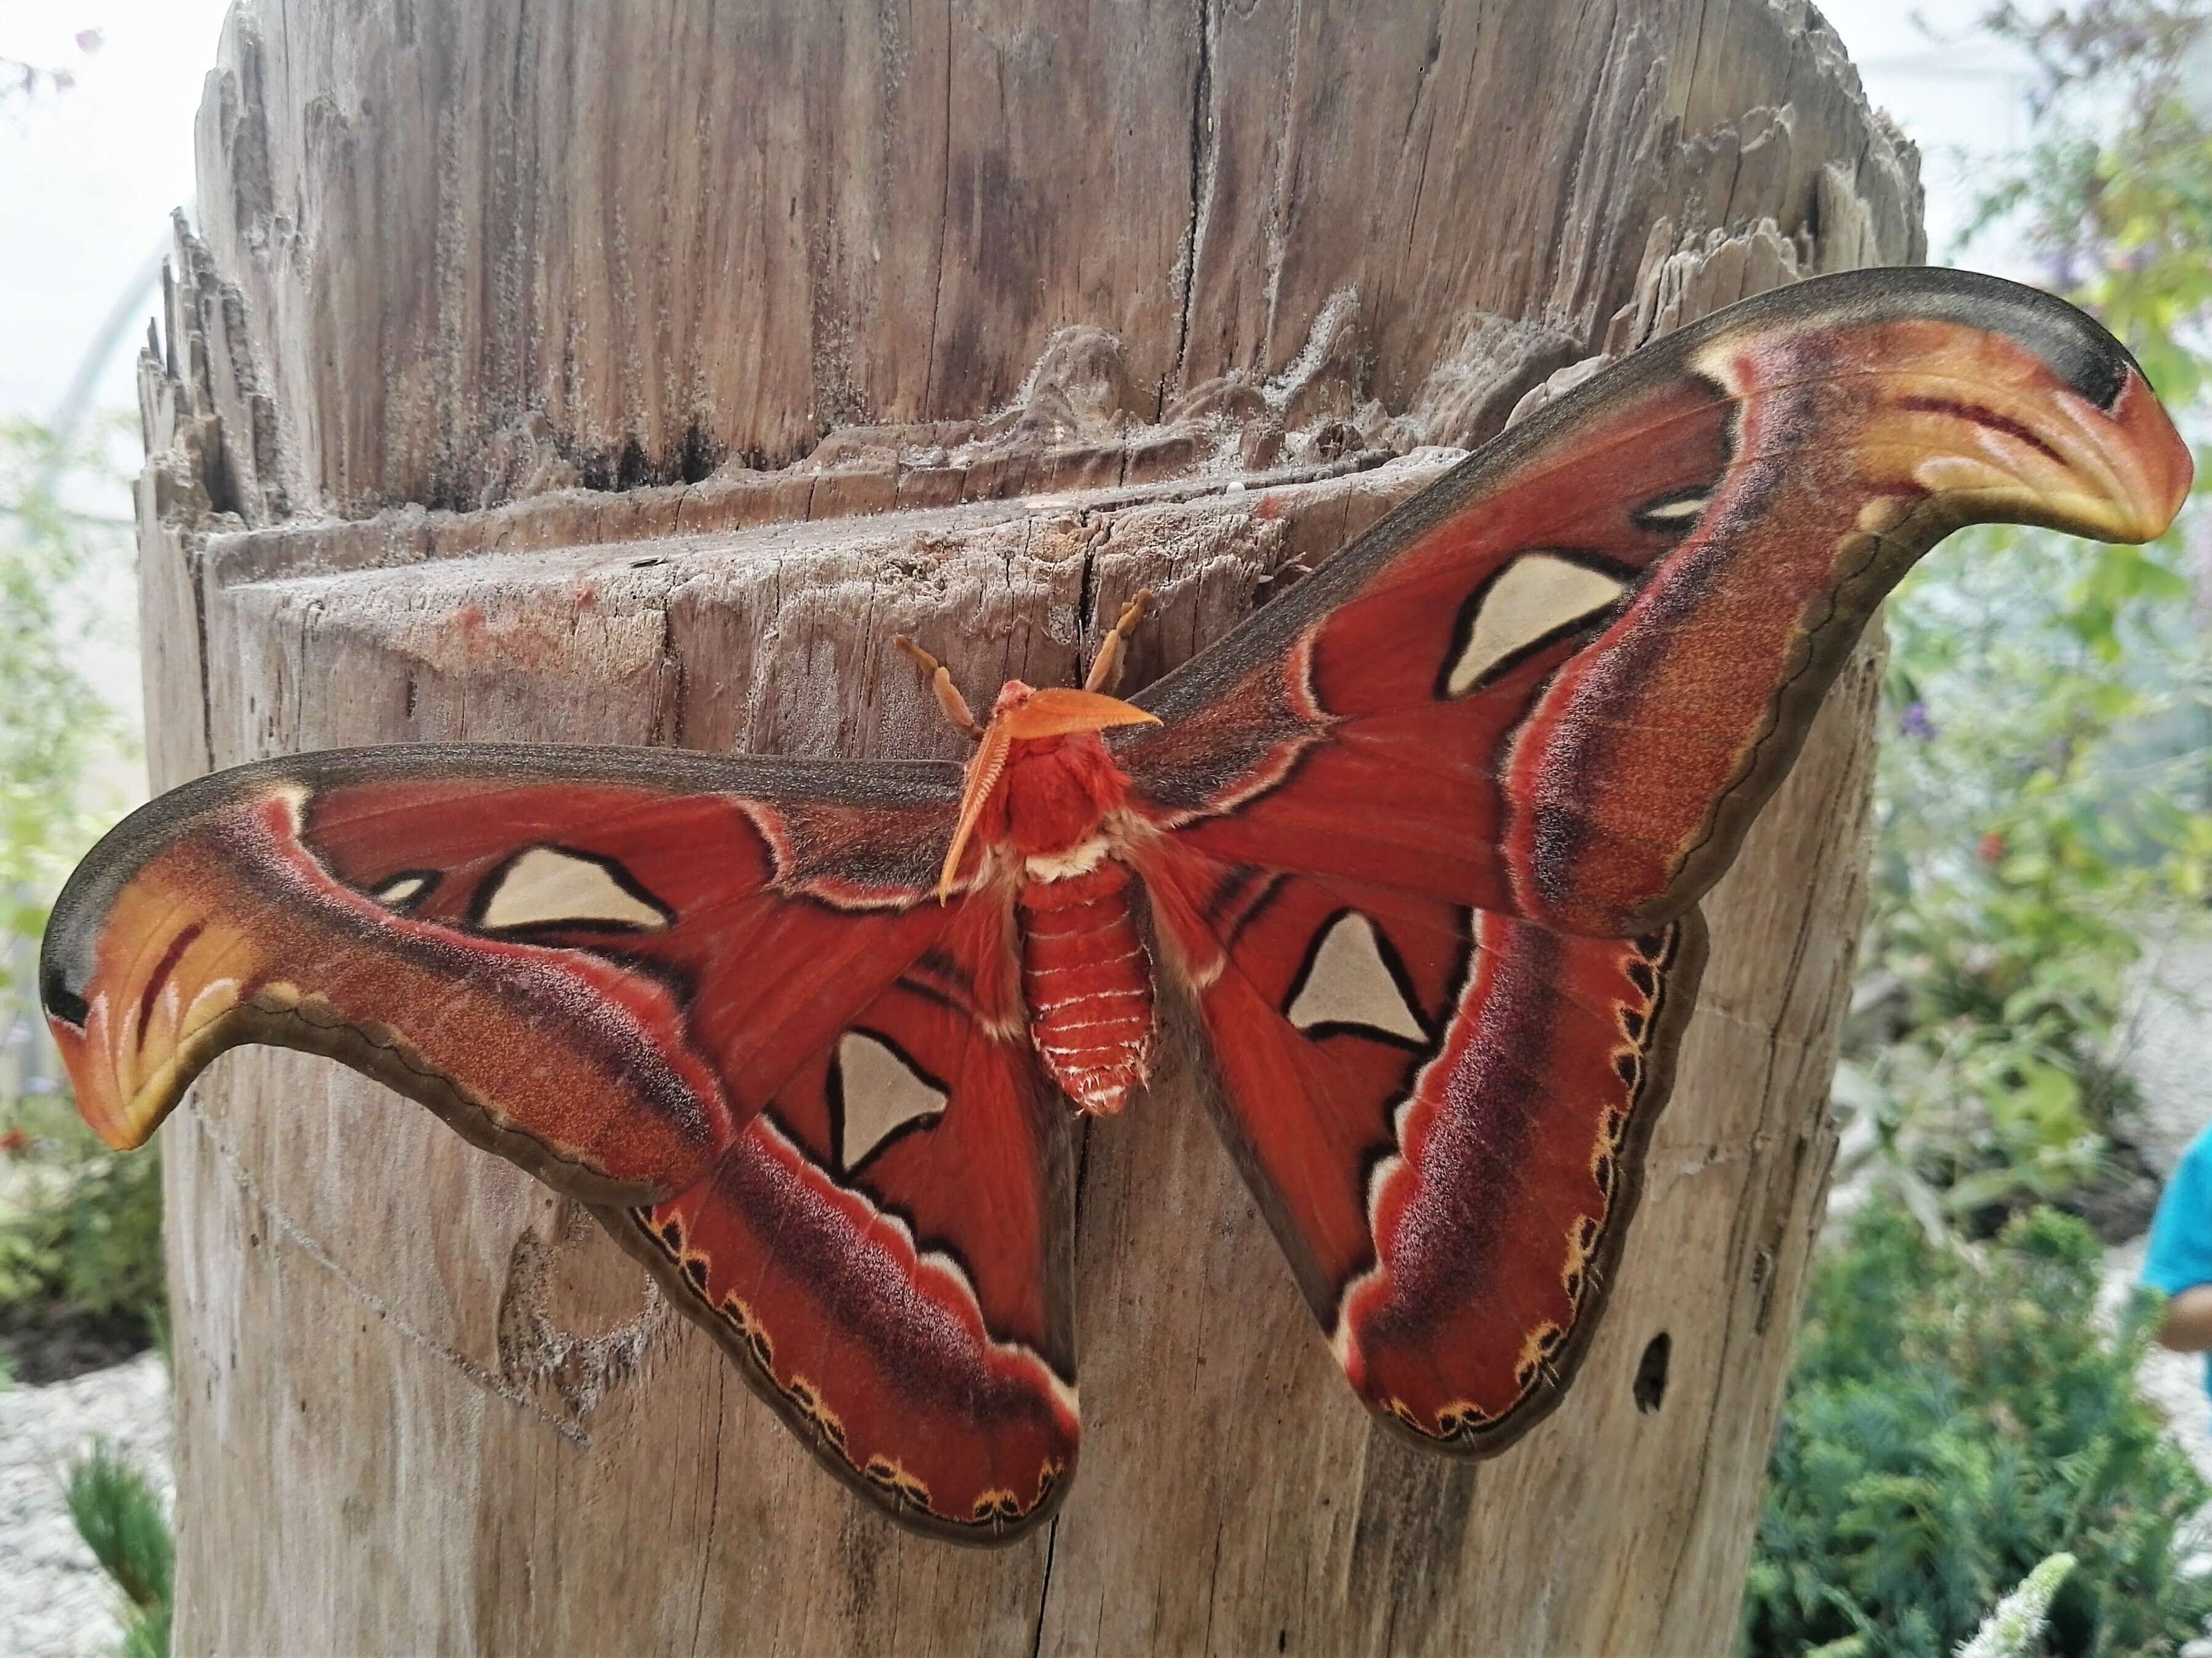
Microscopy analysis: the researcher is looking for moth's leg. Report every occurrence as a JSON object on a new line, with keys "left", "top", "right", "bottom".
{"left": 892, "top": 635, "right": 985, "bottom": 742}
{"left": 1084, "top": 587, "right": 1155, "bottom": 694}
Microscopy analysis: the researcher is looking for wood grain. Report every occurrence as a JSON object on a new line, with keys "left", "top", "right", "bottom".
{"left": 139, "top": 1, "right": 1918, "bottom": 1650}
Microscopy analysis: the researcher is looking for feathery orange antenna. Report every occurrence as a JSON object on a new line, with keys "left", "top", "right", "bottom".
{"left": 891, "top": 634, "right": 984, "bottom": 741}
{"left": 938, "top": 721, "right": 1013, "bottom": 901}
{"left": 1085, "top": 588, "right": 1155, "bottom": 693}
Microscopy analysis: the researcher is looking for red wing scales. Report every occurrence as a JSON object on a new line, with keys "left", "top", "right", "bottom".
{"left": 38, "top": 267, "right": 2192, "bottom": 1533}
{"left": 1121, "top": 267, "right": 2187, "bottom": 1450}
{"left": 603, "top": 902, "right": 1079, "bottom": 1538}
{"left": 1137, "top": 846, "right": 1701, "bottom": 1444}
{"left": 40, "top": 742, "right": 1078, "bottom": 1540}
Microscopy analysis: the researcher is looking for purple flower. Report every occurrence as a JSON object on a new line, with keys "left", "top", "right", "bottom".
{"left": 1899, "top": 701, "right": 1937, "bottom": 740}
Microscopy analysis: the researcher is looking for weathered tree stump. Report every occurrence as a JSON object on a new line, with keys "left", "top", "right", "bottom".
{"left": 136, "top": 2, "right": 1920, "bottom": 1651}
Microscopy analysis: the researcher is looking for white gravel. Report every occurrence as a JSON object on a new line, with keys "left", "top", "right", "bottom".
{"left": 2121, "top": 940, "right": 2212, "bottom": 1182}
{"left": 0, "top": 1355, "right": 172, "bottom": 1658}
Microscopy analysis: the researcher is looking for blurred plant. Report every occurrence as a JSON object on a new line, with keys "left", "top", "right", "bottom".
{"left": 1973, "top": 2, "right": 2212, "bottom": 405}
{"left": 0, "top": 417, "right": 155, "bottom": 1355}
{"left": 68, "top": 1437, "right": 173, "bottom": 1658}
{"left": 0, "top": 416, "right": 131, "bottom": 971}
{"left": 1846, "top": 514, "right": 2211, "bottom": 1225}
{"left": 1743, "top": 1202, "right": 2212, "bottom": 1656}
{"left": 1956, "top": 1552, "right": 2078, "bottom": 1658}
{"left": 1835, "top": 1, "right": 2212, "bottom": 1227}
{"left": 0, "top": 1092, "right": 163, "bottom": 1332}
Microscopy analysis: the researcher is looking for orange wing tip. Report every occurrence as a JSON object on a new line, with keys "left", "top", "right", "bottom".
{"left": 49, "top": 1000, "right": 225, "bottom": 1152}
{"left": 44, "top": 880, "right": 266, "bottom": 1152}
{"left": 1901, "top": 362, "right": 2191, "bottom": 545}
{"left": 1703, "top": 295, "right": 2194, "bottom": 549}
{"left": 2108, "top": 366, "right": 2194, "bottom": 539}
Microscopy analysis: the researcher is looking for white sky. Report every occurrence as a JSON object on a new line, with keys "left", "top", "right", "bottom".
{"left": 0, "top": 3, "right": 232, "bottom": 422}
{"left": 0, "top": 0, "right": 2036, "bottom": 430}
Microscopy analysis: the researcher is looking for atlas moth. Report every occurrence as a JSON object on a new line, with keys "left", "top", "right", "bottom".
{"left": 42, "top": 267, "right": 2190, "bottom": 1540}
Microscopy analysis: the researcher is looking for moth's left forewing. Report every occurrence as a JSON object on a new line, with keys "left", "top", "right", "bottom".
{"left": 1119, "top": 269, "right": 2189, "bottom": 1456}
{"left": 44, "top": 743, "right": 1079, "bottom": 1542}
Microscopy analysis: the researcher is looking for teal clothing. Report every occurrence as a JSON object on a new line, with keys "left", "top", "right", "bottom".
{"left": 2142, "top": 1127, "right": 2212, "bottom": 1402}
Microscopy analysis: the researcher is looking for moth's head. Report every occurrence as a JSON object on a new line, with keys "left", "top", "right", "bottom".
{"left": 937, "top": 684, "right": 1158, "bottom": 900}
{"left": 983, "top": 682, "right": 1156, "bottom": 743}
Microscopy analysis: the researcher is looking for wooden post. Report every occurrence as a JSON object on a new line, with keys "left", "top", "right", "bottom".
{"left": 137, "top": 2, "right": 1921, "bottom": 1651}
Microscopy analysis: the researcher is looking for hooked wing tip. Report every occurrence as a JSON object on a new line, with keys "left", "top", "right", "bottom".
{"left": 2103, "top": 364, "right": 2194, "bottom": 539}
{"left": 39, "top": 855, "right": 249, "bottom": 1153}
{"left": 1698, "top": 269, "right": 2194, "bottom": 549}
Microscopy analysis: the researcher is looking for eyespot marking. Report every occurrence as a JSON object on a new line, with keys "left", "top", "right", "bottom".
{"left": 474, "top": 847, "right": 672, "bottom": 933}
{"left": 1285, "top": 912, "right": 1427, "bottom": 1045}
{"left": 371, "top": 871, "right": 435, "bottom": 909}
{"left": 834, "top": 1031, "right": 949, "bottom": 1170}
{"left": 1444, "top": 552, "right": 1627, "bottom": 696}
{"left": 1631, "top": 487, "right": 1710, "bottom": 533}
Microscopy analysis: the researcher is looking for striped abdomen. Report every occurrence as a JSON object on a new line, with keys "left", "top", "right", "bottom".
{"left": 1017, "top": 857, "right": 1153, "bottom": 1114}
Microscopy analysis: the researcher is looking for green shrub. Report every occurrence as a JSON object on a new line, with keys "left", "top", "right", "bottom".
{"left": 0, "top": 416, "right": 131, "bottom": 990}
{"left": 67, "top": 1437, "right": 173, "bottom": 1658}
{"left": 0, "top": 1092, "right": 163, "bottom": 1341}
{"left": 1851, "top": 518, "right": 2200, "bottom": 1227}
{"left": 0, "top": 420, "right": 154, "bottom": 1358}
{"left": 1743, "top": 1200, "right": 2212, "bottom": 1656}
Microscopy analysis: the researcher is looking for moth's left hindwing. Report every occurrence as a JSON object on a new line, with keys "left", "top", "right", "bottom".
{"left": 601, "top": 897, "right": 1079, "bottom": 1540}
{"left": 41, "top": 744, "right": 1077, "bottom": 1540}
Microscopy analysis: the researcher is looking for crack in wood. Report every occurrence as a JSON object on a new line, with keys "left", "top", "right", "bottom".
{"left": 181, "top": 1096, "right": 592, "bottom": 1447}
{"left": 1166, "top": 0, "right": 1216, "bottom": 415}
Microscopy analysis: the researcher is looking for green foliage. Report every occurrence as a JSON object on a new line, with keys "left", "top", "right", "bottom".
{"left": 116, "top": 1607, "right": 171, "bottom": 1658}
{"left": 1848, "top": 513, "right": 2211, "bottom": 1221}
{"left": 0, "top": 1092, "right": 163, "bottom": 1334}
{"left": 1745, "top": 1201, "right": 2212, "bottom": 1656}
{"left": 0, "top": 419, "right": 153, "bottom": 1349}
{"left": 0, "top": 417, "right": 130, "bottom": 971}
{"left": 1974, "top": 3, "right": 2212, "bottom": 402}
{"left": 67, "top": 1437, "right": 173, "bottom": 1658}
